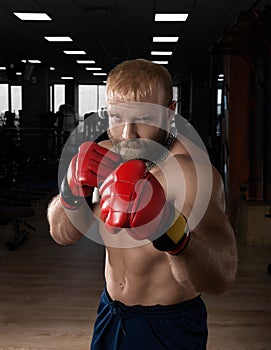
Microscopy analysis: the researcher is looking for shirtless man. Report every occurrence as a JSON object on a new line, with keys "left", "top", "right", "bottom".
{"left": 47, "top": 59, "right": 238, "bottom": 350}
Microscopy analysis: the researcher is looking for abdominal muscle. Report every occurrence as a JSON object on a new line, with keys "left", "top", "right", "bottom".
{"left": 105, "top": 243, "right": 199, "bottom": 306}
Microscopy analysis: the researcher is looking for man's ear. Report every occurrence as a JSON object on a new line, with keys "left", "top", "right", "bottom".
{"left": 168, "top": 100, "right": 177, "bottom": 111}
{"left": 167, "top": 100, "right": 176, "bottom": 126}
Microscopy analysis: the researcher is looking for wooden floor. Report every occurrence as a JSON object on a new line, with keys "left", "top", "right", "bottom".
{"left": 0, "top": 193, "right": 271, "bottom": 350}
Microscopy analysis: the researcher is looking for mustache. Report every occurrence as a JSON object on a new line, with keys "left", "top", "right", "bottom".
{"left": 107, "top": 129, "right": 169, "bottom": 157}
{"left": 107, "top": 131, "right": 146, "bottom": 148}
{"left": 118, "top": 139, "right": 145, "bottom": 148}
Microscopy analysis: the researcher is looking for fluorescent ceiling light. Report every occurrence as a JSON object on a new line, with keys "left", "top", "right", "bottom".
{"left": 0, "top": 67, "right": 6, "bottom": 70}
{"left": 16, "top": 72, "right": 22, "bottom": 75}
{"left": 218, "top": 74, "right": 224, "bottom": 78}
{"left": 153, "top": 37, "right": 179, "bottom": 42}
{"left": 45, "top": 36, "right": 73, "bottom": 42}
{"left": 86, "top": 67, "right": 102, "bottom": 71}
{"left": 50, "top": 67, "right": 55, "bottom": 70}
{"left": 77, "top": 60, "right": 96, "bottom": 64}
{"left": 61, "top": 76, "right": 74, "bottom": 79}
{"left": 151, "top": 51, "right": 172, "bottom": 55}
{"left": 63, "top": 50, "right": 86, "bottom": 55}
{"left": 14, "top": 12, "right": 52, "bottom": 21}
{"left": 93, "top": 73, "right": 107, "bottom": 76}
{"left": 21, "top": 59, "right": 41, "bottom": 63}
{"left": 155, "top": 13, "right": 188, "bottom": 21}
{"left": 152, "top": 61, "right": 169, "bottom": 64}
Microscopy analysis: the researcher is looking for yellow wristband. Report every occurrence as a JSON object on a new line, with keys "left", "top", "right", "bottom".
{"left": 152, "top": 208, "right": 188, "bottom": 253}
{"left": 166, "top": 210, "right": 187, "bottom": 244}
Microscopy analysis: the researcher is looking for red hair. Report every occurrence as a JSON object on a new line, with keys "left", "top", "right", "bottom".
{"left": 106, "top": 59, "right": 173, "bottom": 106}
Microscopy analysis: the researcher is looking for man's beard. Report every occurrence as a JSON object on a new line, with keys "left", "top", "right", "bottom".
{"left": 107, "top": 126, "right": 169, "bottom": 162}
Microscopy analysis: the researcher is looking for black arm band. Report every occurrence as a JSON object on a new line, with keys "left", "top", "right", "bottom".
{"left": 60, "top": 175, "right": 84, "bottom": 210}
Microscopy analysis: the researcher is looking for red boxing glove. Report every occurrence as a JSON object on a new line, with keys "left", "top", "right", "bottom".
{"left": 99, "top": 159, "right": 172, "bottom": 240}
{"left": 60, "top": 142, "right": 121, "bottom": 209}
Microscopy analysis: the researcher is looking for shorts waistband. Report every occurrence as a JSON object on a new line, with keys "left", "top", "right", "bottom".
{"left": 103, "top": 288, "right": 204, "bottom": 319}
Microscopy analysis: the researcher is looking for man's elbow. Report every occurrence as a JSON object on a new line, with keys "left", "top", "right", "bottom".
{"left": 208, "top": 266, "right": 237, "bottom": 295}
{"left": 49, "top": 226, "right": 68, "bottom": 246}
{"left": 213, "top": 276, "right": 236, "bottom": 295}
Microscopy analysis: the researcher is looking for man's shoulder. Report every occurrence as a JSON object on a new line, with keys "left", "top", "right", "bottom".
{"left": 97, "top": 139, "right": 112, "bottom": 150}
{"left": 171, "top": 136, "right": 212, "bottom": 169}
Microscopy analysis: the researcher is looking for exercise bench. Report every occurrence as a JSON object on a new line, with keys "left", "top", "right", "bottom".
{"left": 0, "top": 206, "right": 36, "bottom": 251}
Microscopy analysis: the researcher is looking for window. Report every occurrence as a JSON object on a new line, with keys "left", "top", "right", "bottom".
{"left": 78, "top": 85, "right": 106, "bottom": 119}
{"left": 0, "top": 83, "right": 22, "bottom": 125}
{"left": 78, "top": 85, "right": 97, "bottom": 118}
{"left": 11, "top": 85, "right": 22, "bottom": 114}
{"left": 53, "top": 84, "right": 65, "bottom": 112}
{"left": 50, "top": 85, "right": 53, "bottom": 112}
{"left": 173, "top": 86, "right": 178, "bottom": 101}
{"left": 0, "top": 84, "right": 9, "bottom": 119}
{"left": 98, "top": 85, "right": 106, "bottom": 110}
{"left": 217, "top": 88, "right": 222, "bottom": 115}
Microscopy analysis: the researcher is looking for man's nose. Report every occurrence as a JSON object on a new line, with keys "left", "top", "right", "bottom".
{"left": 122, "top": 122, "right": 137, "bottom": 139}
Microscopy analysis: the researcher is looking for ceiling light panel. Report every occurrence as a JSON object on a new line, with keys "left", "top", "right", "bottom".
{"left": 153, "top": 37, "right": 179, "bottom": 42}
{"left": 155, "top": 13, "right": 189, "bottom": 21}
{"left": 45, "top": 36, "right": 73, "bottom": 42}
{"left": 151, "top": 51, "right": 173, "bottom": 55}
{"left": 21, "top": 59, "right": 41, "bottom": 63}
{"left": 152, "top": 61, "right": 169, "bottom": 64}
{"left": 63, "top": 50, "right": 86, "bottom": 55}
{"left": 85, "top": 67, "right": 102, "bottom": 71}
{"left": 13, "top": 12, "right": 52, "bottom": 21}
{"left": 77, "top": 60, "right": 96, "bottom": 64}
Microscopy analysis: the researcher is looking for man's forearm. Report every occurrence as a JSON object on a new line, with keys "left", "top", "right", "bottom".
{"left": 167, "top": 223, "right": 238, "bottom": 295}
{"left": 47, "top": 195, "right": 90, "bottom": 245}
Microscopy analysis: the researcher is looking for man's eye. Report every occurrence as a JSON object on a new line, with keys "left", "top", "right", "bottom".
{"left": 110, "top": 115, "right": 122, "bottom": 122}
{"left": 136, "top": 117, "right": 151, "bottom": 123}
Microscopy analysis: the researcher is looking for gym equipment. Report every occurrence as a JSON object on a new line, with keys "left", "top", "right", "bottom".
{"left": 0, "top": 206, "right": 35, "bottom": 251}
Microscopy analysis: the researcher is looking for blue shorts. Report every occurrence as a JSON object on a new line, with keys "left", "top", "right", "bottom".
{"left": 90, "top": 288, "right": 208, "bottom": 350}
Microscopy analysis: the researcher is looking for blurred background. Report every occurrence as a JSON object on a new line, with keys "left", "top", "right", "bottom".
{"left": 0, "top": 1, "right": 270, "bottom": 349}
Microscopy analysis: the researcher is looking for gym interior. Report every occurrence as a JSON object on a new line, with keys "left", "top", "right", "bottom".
{"left": 0, "top": 1, "right": 270, "bottom": 349}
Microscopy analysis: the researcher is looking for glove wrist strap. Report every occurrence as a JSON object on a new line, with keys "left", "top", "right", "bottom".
{"left": 153, "top": 208, "right": 190, "bottom": 255}
{"left": 60, "top": 175, "right": 84, "bottom": 210}
{"left": 167, "top": 231, "right": 190, "bottom": 255}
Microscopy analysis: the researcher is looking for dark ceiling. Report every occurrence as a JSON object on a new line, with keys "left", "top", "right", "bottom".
{"left": 0, "top": 0, "right": 269, "bottom": 85}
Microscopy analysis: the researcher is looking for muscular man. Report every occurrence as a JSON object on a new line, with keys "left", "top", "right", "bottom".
{"left": 47, "top": 59, "right": 238, "bottom": 350}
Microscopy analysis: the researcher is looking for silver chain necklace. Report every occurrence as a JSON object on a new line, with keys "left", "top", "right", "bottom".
{"left": 108, "top": 127, "right": 178, "bottom": 171}
{"left": 145, "top": 127, "right": 177, "bottom": 171}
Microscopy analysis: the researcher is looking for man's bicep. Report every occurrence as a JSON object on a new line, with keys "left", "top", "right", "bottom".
{"left": 211, "top": 166, "right": 227, "bottom": 213}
